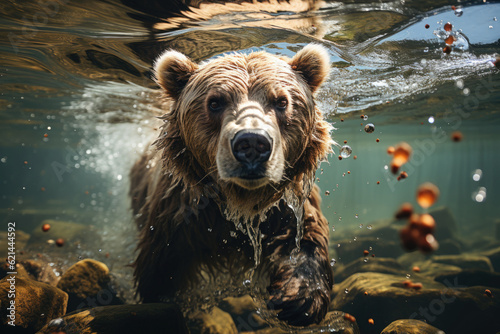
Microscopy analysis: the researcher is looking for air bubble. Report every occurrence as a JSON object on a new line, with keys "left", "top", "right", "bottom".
{"left": 344, "top": 288, "right": 349, "bottom": 294}
{"left": 363, "top": 115, "right": 368, "bottom": 121}
{"left": 472, "top": 187, "right": 487, "bottom": 203}
{"left": 340, "top": 145, "right": 352, "bottom": 158}
{"left": 472, "top": 169, "right": 482, "bottom": 181}
{"left": 364, "top": 123, "right": 375, "bottom": 133}
{"left": 367, "top": 225, "right": 373, "bottom": 230}
{"left": 330, "top": 259, "right": 337, "bottom": 266}
{"left": 454, "top": 9, "right": 463, "bottom": 17}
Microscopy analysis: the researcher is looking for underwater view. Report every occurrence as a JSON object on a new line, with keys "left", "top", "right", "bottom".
{"left": 1, "top": 0, "right": 500, "bottom": 333}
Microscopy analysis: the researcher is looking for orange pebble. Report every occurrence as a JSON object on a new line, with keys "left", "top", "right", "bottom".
{"left": 363, "top": 250, "right": 369, "bottom": 256}
{"left": 484, "top": 289, "right": 493, "bottom": 297}
{"left": 395, "top": 202, "right": 413, "bottom": 219}
{"left": 402, "top": 280, "right": 413, "bottom": 288}
{"left": 412, "top": 266, "right": 421, "bottom": 273}
{"left": 55, "top": 238, "right": 64, "bottom": 247}
{"left": 343, "top": 313, "right": 356, "bottom": 323}
{"left": 347, "top": 171, "right": 351, "bottom": 174}
{"left": 451, "top": 131, "right": 463, "bottom": 142}
{"left": 417, "top": 214, "right": 436, "bottom": 234}
{"left": 41, "top": 187, "right": 46, "bottom": 192}
{"left": 411, "top": 282, "right": 423, "bottom": 290}
{"left": 444, "top": 22, "right": 452, "bottom": 32}
{"left": 377, "top": 181, "right": 380, "bottom": 185}
{"left": 392, "top": 142, "right": 412, "bottom": 168}
{"left": 24, "top": 161, "right": 28, "bottom": 165}
{"left": 338, "top": 155, "right": 343, "bottom": 160}
{"left": 418, "top": 233, "right": 439, "bottom": 253}
{"left": 451, "top": 5, "right": 456, "bottom": 10}
{"left": 443, "top": 46, "right": 452, "bottom": 54}
{"left": 44, "top": 133, "right": 48, "bottom": 138}
{"left": 425, "top": 24, "right": 430, "bottom": 29}
{"left": 353, "top": 155, "right": 357, "bottom": 160}
{"left": 340, "top": 118, "right": 344, "bottom": 122}
{"left": 416, "top": 182, "right": 440, "bottom": 209}
{"left": 41, "top": 223, "right": 51, "bottom": 232}
{"left": 376, "top": 138, "right": 380, "bottom": 142}
{"left": 400, "top": 226, "right": 419, "bottom": 251}
{"left": 364, "top": 291, "right": 368, "bottom": 296}
{"left": 398, "top": 171, "right": 408, "bottom": 180}
{"left": 387, "top": 146, "right": 395, "bottom": 154}
{"left": 344, "top": 140, "right": 347, "bottom": 144}
{"left": 368, "top": 318, "right": 374, "bottom": 325}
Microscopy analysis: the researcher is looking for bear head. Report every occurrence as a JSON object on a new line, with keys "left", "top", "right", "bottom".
{"left": 153, "top": 44, "right": 333, "bottom": 223}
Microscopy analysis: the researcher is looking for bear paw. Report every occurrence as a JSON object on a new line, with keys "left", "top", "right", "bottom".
{"left": 267, "top": 253, "right": 331, "bottom": 327}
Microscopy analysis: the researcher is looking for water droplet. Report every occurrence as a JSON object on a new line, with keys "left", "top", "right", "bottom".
{"left": 364, "top": 123, "right": 375, "bottom": 133}
{"left": 338, "top": 217, "right": 342, "bottom": 221}
{"left": 463, "top": 88, "right": 470, "bottom": 96}
{"left": 330, "top": 259, "right": 336, "bottom": 266}
{"left": 489, "top": 25, "right": 493, "bottom": 29}
{"left": 243, "top": 279, "right": 251, "bottom": 287}
{"left": 340, "top": 145, "right": 352, "bottom": 158}
{"left": 363, "top": 115, "right": 368, "bottom": 121}
{"left": 367, "top": 225, "right": 373, "bottom": 230}
{"left": 332, "top": 225, "right": 336, "bottom": 232}
{"left": 356, "top": 215, "right": 360, "bottom": 220}
{"left": 454, "top": 9, "right": 463, "bottom": 17}
{"left": 456, "top": 79, "right": 464, "bottom": 89}
{"left": 325, "top": 190, "right": 330, "bottom": 196}
{"left": 494, "top": 17, "right": 498, "bottom": 22}
{"left": 208, "top": 228, "right": 213, "bottom": 232}
{"left": 369, "top": 246, "right": 373, "bottom": 251}
{"left": 472, "top": 169, "right": 482, "bottom": 181}
{"left": 406, "top": 274, "right": 411, "bottom": 279}
{"left": 363, "top": 258, "right": 368, "bottom": 263}
{"left": 353, "top": 237, "right": 357, "bottom": 241}
{"left": 230, "top": 231, "right": 237, "bottom": 238}
{"left": 423, "top": 47, "right": 429, "bottom": 53}
{"left": 149, "top": 226, "right": 154, "bottom": 231}
{"left": 428, "top": 116, "right": 435, "bottom": 124}
{"left": 344, "top": 288, "right": 349, "bottom": 294}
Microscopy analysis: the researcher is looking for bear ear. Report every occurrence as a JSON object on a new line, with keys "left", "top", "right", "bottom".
{"left": 154, "top": 50, "right": 198, "bottom": 99}
{"left": 289, "top": 44, "right": 330, "bottom": 93}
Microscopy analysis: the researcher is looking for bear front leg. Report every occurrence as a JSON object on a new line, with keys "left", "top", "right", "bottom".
{"left": 267, "top": 186, "right": 333, "bottom": 327}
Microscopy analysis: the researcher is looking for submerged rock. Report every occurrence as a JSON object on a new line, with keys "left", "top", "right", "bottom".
{"left": 188, "top": 306, "right": 237, "bottom": 334}
{"left": 0, "top": 276, "right": 68, "bottom": 332}
{"left": 335, "top": 236, "right": 403, "bottom": 265}
{"left": 435, "top": 270, "right": 500, "bottom": 289}
{"left": 57, "top": 259, "right": 123, "bottom": 313}
{"left": 480, "top": 246, "right": 500, "bottom": 272}
{"left": 381, "top": 319, "right": 444, "bottom": 334}
{"left": 431, "top": 254, "right": 494, "bottom": 272}
{"left": 330, "top": 272, "right": 500, "bottom": 334}
{"left": 334, "top": 257, "right": 405, "bottom": 283}
{"left": 36, "top": 303, "right": 188, "bottom": 334}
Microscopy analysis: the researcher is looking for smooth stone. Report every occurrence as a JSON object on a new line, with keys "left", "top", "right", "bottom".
{"left": 0, "top": 276, "right": 68, "bottom": 332}
{"left": 381, "top": 319, "right": 444, "bottom": 334}
{"left": 331, "top": 272, "right": 500, "bottom": 334}
{"left": 36, "top": 303, "right": 188, "bottom": 334}
{"left": 431, "top": 254, "right": 494, "bottom": 272}
{"left": 57, "top": 259, "right": 123, "bottom": 312}
{"left": 335, "top": 257, "right": 405, "bottom": 283}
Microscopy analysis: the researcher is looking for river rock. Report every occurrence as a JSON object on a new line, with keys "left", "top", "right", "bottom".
{"left": 335, "top": 237, "right": 403, "bottom": 265}
{"left": 188, "top": 306, "right": 237, "bottom": 334}
{"left": 481, "top": 246, "right": 500, "bottom": 272}
{"left": 431, "top": 254, "right": 494, "bottom": 272}
{"left": 36, "top": 303, "right": 188, "bottom": 334}
{"left": 0, "top": 276, "right": 68, "bottom": 332}
{"left": 20, "top": 259, "right": 60, "bottom": 286}
{"left": 381, "top": 319, "right": 444, "bottom": 334}
{"left": 335, "top": 257, "right": 405, "bottom": 283}
{"left": 57, "top": 259, "right": 123, "bottom": 312}
{"left": 330, "top": 272, "right": 500, "bottom": 334}
{"left": 435, "top": 270, "right": 500, "bottom": 289}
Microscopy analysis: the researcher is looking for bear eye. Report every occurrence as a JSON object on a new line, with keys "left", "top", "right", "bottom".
{"left": 275, "top": 97, "right": 288, "bottom": 112}
{"left": 207, "top": 97, "right": 225, "bottom": 113}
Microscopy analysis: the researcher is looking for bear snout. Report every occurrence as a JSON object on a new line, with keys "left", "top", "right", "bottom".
{"left": 231, "top": 129, "right": 272, "bottom": 177}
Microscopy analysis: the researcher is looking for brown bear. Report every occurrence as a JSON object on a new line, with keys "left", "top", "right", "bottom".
{"left": 130, "top": 44, "right": 334, "bottom": 327}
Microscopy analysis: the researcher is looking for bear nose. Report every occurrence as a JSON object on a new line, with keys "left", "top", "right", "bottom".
{"left": 231, "top": 130, "right": 272, "bottom": 167}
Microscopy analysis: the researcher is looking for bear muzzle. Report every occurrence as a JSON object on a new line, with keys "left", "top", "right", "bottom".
{"left": 231, "top": 129, "right": 272, "bottom": 179}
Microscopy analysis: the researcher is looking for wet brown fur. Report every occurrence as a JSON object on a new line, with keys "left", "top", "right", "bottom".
{"left": 130, "top": 45, "right": 334, "bottom": 326}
